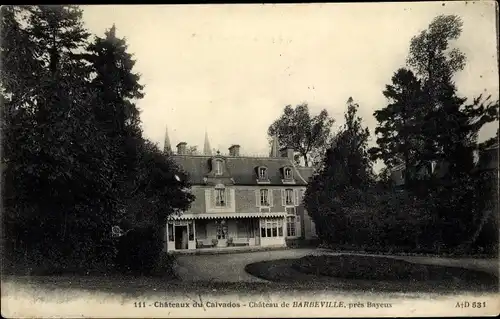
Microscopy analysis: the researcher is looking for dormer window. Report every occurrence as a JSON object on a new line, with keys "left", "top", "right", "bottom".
{"left": 258, "top": 167, "right": 267, "bottom": 179}
{"left": 215, "top": 160, "right": 223, "bottom": 175}
{"left": 284, "top": 167, "right": 293, "bottom": 179}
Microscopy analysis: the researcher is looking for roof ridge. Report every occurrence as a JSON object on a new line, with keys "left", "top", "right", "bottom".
{"left": 171, "top": 154, "right": 297, "bottom": 160}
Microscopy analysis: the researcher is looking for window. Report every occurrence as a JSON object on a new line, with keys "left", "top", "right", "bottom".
{"left": 285, "top": 189, "right": 294, "bottom": 205}
{"left": 284, "top": 167, "right": 292, "bottom": 179}
{"left": 215, "top": 160, "right": 223, "bottom": 175}
{"left": 260, "top": 189, "right": 269, "bottom": 206}
{"left": 260, "top": 219, "right": 284, "bottom": 238}
{"left": 287, "top": 216, "right": 296, "bottom": 236}
{"left": 258, "top": 167, "right": 267, "bottom": 179}
{"left": 215, "top": 188, "right": 226, "bottom": 206}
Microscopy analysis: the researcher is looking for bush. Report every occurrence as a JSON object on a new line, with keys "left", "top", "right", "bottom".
{"left": 114, "top": 226, "right": 164, "bottom": 275}
{"left": 292, "top": 255, "right": 497, "bottom": 282}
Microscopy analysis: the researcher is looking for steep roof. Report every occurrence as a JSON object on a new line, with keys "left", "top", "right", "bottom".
{"left": 297, "top": 167, "right": 315, "bottom": 182}
{"left": 172, "top": 154, "right": 309, "bottom": 186}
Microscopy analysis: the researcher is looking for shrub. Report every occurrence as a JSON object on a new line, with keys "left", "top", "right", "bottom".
{"left": 114, "top": 226, "right": 163, "bottom": 275}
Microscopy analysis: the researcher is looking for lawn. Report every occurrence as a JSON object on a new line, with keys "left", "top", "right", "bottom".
{"left": 244, "top": 254, "right": 499, "bottom": 293}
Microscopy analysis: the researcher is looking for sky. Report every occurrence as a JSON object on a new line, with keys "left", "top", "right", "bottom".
{"left": 81, "top": 2, "right": 499, "bottom": 170}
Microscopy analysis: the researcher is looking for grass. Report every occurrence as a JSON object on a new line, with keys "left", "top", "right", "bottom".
{"left": 318, "top": 243, "right": 498, "bottom": 258}
{"left": 244, "top": 254, "right": 499, "bottom": 293}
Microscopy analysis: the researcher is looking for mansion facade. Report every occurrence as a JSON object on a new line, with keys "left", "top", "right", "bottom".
{"left": 163, "top": 130, "right": 317, "bottom": 252}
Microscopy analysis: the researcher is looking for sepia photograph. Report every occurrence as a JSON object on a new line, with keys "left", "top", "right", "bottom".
{"left": 1, "top": 2, "right": 499, "bottom": 318}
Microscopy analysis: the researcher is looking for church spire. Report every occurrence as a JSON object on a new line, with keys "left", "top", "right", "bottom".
{"left": 163, "top": 125, "right": 172, "bottom": 154}
{"left": 203, "top": 130, "right": 212, "bottom": 155}
{"left": 269, "top": 135, "right": 279, "bottom": 157}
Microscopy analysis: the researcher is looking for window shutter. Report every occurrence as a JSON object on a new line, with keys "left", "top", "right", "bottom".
{"left": 225, "top": 188, "right": 230, "bottom": 207}
{"left": 269, "top": 189, "right": 274, "bottom": 206}
{"left": 255, "top": 189, "right": 260, "bottom": 207}
{"left": 281, "top": 189, "right": 285, "bottom": 206}
{"left": 294, "top": 189, "right": 299, "bottom": 206}
{"left": 205, "top": 189, "right": 212, "bottom": 209}
{"left": 296, "top": 216, "right": 301, "bottom": 237}
{"left": 212, "top": 189, "right": 217, "bottom": 207}
{"left": 230, "top": 188, "right": 235, "bottom": 208}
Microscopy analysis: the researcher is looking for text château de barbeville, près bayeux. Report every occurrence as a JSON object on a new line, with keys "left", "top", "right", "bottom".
{"left": 151, "top": 301, "right": 393, "bottom": 309}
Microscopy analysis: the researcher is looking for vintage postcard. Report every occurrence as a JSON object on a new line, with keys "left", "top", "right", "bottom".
{"left": 1, "top": 2, "right": 499, "bottom": 318}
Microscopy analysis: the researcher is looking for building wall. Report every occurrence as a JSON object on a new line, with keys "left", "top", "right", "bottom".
{"left": 186, "top": 186, "right": 206, "bottom": 214}
{"left": 185, "top": 185, "right": 305, "bottom": 215}
{"left": 174, "top": 184, "right": 314, "bottom": 247}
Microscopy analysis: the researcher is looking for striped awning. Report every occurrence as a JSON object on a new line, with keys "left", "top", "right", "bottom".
{"left": 169, "top": 212, "right": 287, "bottom": 220}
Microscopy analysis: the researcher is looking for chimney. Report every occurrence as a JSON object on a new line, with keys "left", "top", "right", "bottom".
{"left": 228, "top": 144, "right": 240, "bottom": 156}
{"left": 176, "top": 142, "right": 187, "bottom": 155}
{"left": 280, "top": 147, "right": 294, "bottom": 161}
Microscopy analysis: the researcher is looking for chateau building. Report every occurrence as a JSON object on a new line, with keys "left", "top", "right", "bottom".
{"left": 163, "top": 127, "right": 317, "bottom": 252}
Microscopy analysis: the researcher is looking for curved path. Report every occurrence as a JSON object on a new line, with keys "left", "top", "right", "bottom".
{"left": 174, "top": 248, "right": 498, "bottom": 282}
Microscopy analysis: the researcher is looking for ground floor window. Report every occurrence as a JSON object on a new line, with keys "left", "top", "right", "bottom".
{"left": 287, "top": 216, "right": 296, "bottom": 237}
{"left": 261, "top": 219, "right": 283, "bottom": 238}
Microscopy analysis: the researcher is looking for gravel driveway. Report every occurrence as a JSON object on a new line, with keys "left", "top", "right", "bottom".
{"left": 174, "top": 249, "right": 318, "bottom": 282}
{"left": 174, "top": 248, "right": 498, "bottom": 282}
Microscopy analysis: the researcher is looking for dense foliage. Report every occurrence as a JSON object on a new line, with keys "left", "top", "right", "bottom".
{"left": 1, "top": 5, "right": 194, "bottom": 275}
{"left": 268, "top": 103, "right": 335, "bottom": 167}
{"left": 305, "top": 15, "right": 498, "bottom": 256}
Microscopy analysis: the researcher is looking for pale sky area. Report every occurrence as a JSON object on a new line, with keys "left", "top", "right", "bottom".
{"left": 81, "top": 2, "right": 499, "bottom": 170}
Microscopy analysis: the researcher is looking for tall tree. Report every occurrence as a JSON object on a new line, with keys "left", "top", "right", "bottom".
{"left": 304, "top": 98, "right": 373, "bottom": 244}
{"left": 407, "top": 15, "right": 465, "bottom": 96}
{"left": 84, "top": 24, "right": 143, "bottom": 137}
{"left": 407, "top": 14, "right": 498, "bottom": 169}
{"left": 268, "top": 103, "right": 334, "bottom": 167}
{"left": 370, "top": 68, "right": 425, "bottom": 185}
{"left": 2, "top": 5, "right": 121, "bottom": 271}
{"left": 81, "top": 25, "right": 195, "bottom": 272}
{"left": 371, "top": 14, "right": 500, "bottom": 251}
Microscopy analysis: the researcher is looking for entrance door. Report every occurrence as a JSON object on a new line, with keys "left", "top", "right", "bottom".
{"left": 175, "top": 226, "right": 188, "bottom": 250}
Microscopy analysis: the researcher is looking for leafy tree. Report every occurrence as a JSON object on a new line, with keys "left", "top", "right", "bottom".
{"left": 407, "top": 15, "right": 466, "bottom": 96}
{"left": 407, "top": 14, "right": 498, "bottom": 170}
{"left": 268, "top": 103, "right": 334, "bottom": 167}
{"left": 1, "top": 6, "right": 195, "bottom": 274}
{"left": 186, "top": 146, "right": 199, "bottom": 155}
{"left": 78, "top": 25, "right": 195, "bottom": 272}
{"left": 304, "top": 98, "right": 373, "bottom": 244}
{"left": 1, "top": 5, "right": 128, "bottom": 271}
{"left": 369, "top": 14, "right": 499, "bottom": 253}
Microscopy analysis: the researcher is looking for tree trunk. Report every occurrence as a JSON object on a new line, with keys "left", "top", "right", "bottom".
{"left": 303, "top": 154, "right": 309, "bottom": 167}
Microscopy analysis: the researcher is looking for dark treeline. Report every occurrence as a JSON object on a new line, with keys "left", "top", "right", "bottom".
{"left": 1, "top": 5, "right": 194, "bottom": 275}
{"left": 300, "top": 15, "right": 499, "bottom": 255}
